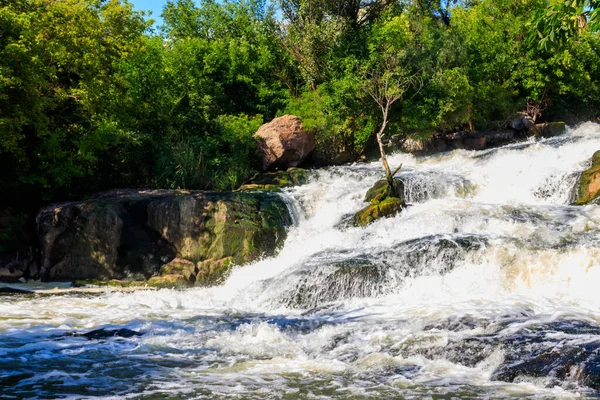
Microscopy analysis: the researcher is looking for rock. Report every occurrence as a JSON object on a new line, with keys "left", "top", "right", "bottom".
{"left": 0, "top": 260, "right": 26, "bottom": 283}
{"left": 575, "top": 165, "right": 600, "bottom": 205}
{"left": 364, "top": 180, "right": 405, "bottom": 203}
{"left": 238, "top": 167, "right": 309, "bottom": 192}
{"left": 399, "top": 136, "right": 447, "bottom": 154}
{"left": 254, "top": 115, "right": 315, "bottom": 171}
{"left": 79, "top": 328, "right": 143, "bottom": 340}
{"left": 463, "top": 136, "right": 487, "bottom": 150}
{"left": 159, "top": 257, "right": 196, "bottom": 285}
{"left": 355, "top": 179, "right": 406, "bottom": 227}
{"left": 354, "top": 197, "right": 404, "bottom": 227}
{"left": 0, "top": 286, "right": 32, "bottom": 294}
{"left": 147, "top": 274, "right": 194, "bottom": 289}
{"left": 535, "top": 122, "right": 566, "bottom": 138}
{"left": 510, "top": 113, "right": 536, "bottom": 133}
{"left": 37, "top": 189, "right": 293, "bottom": 284}
{"left": 592, "top": 150, "right": 600, "bottom": 167}
{"left": 196, "top": 257, "right": 233, "bottom": 285}
{"left": 484, "top": 130, "right": 515, "bottom": 146}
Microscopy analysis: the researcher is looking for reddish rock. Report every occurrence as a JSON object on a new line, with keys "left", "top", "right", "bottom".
{"left": 254, "top": 115, "right": 315, "bottom": 171}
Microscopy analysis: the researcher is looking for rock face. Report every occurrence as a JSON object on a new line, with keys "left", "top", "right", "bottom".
{"left": 254, "top": 115, "right": 315, "bottom": 171}
{"left": 36, "top": 189, "right": 293, "bottom": 284}
{"left": 354, "top": 179, "right": 405, "bottom": 227}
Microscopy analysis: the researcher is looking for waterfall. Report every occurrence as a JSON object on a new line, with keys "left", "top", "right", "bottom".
{"left": 3, "top": 122, "right": 600, "bottom": 398}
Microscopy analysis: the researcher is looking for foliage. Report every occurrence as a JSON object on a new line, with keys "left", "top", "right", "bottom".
{"left": 1, "top": 0, "right": 600, "bottom": 217}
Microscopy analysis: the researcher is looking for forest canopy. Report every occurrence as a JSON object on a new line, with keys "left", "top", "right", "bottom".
{"left": 1, "top": 0, "right": 600, "bottom": 211}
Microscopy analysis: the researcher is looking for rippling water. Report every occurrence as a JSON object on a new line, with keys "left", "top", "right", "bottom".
{"left": 4, "top": 123, "right": 600, "bottom": 399}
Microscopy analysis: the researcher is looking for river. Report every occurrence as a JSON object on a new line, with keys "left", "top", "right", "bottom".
{"left": 3, "top": 123, "right": 600, "bottom": 399}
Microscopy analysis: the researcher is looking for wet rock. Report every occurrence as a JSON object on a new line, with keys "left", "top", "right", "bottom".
{"left": 354, "top": 179, "right": 405, "bottom": 227}
{"left": 276, "top": 257, "right": 391, "bottom": 309}
{"left": 592, "top": 150, "right": 600, "bottom": 167}
{"left": 0, "top": 260, "right": 26, "bottom": 282}
{"left": 151, "top": 257, "right": 197, "bottom": 287}
{"left": 0, "top": 286, "right": 32, "bottom": 294}
{"left": 399, "top": 136, "right": 447, "bottom": 154}
{"left": 353, "top": 197, "right": 404, "bottom": 227}
{"left": 575, "top": 164, "right": 600, "bottom": 205}
{"left": 147, "top": 274, "right": 194, "bottom": 288}
{"left": 37, "top": 190, "right": 293, "bottom": 284}
{"left": 364, "top": 179, "right": 405, "bottom": 203}
{"left": 510, "top": 113, "right": 536, "bottom": 133}
{"left": 535, "top": 122, "right": 566, "bottom": 138}
{"left": 254, "top": 115, "right": 315, "bottom": 171}
{"left": 80, "top": 328, "right": 142, "bottom": 340}
{"left": 196, "top": 257, "right": 233, "bottom": 285}
{"left": 238, "top": 167, "right": 309, "bottom": 192}
{"left": 272, "top": 234, "right": 486, "bottom": 308}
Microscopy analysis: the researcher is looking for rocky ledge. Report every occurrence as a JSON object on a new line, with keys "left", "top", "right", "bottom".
{"left": 34, "top": 189, "right": 293, "bottom": 287}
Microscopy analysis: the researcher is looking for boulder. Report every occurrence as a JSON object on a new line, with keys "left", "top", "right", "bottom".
{"left": 592, "top": 150, "right": 600, "bottom": 167}
{"left": 354, "top": 180, "right": 405, "bottom": 227}
{"left": 510, "top": 113, "right": 536, "bottom": 133}
{"left": 364, "top": 179, "right": 405, "bottom": 203}
{"left": 354, "top": 197, "right": 404, "bottom": 227}
{"left": 575, "top": 165, "right": 600, "bottom": 205}
{"left": 254, "top": 115, "right": 315, "bottom": 171}
{"left": 535, "top": 122, "right": 566, "bottom": 138}
{"left": 37, "top": 189, "right": 293, "bottom": 284}
{"left": 238, "top": 167, "right": 309, "bottom": 192}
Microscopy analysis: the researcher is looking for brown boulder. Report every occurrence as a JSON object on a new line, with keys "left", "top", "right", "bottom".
{"left": 254, "top": 115, "right": 315, "bottom": 171}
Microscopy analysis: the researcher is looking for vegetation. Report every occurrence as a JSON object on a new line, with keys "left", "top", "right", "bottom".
{"left": 1, "top": 0, "right": 600, "bottom": 232}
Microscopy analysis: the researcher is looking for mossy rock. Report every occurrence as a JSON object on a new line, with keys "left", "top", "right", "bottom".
{"left": 147, "top": 274, "right": 195, "bottom": 289}
{"left": 364, "top": 180, "right": 405, "bottom": 204}
{"left": 160, "top": 258, "right": 196, "bottom": 281}
{"left": 72, "top": 279, "right": 146, "bottom": 288}
{"left": 353, "top": 197, "right": 404, "bottom": 227}
{"left": 196, "top": 257, "right": 233, "bottom": 286}
{"left": 592, "top": 150, "right": 600, "bottom": 167}
{"left": 534, "top": 122, "right": 566, "bottom": 138}
{"left": 238, "top": 168, "right": 309, "bottom": 192}
{"left": 576, "top": 164, "right": 600, "bottom": 205}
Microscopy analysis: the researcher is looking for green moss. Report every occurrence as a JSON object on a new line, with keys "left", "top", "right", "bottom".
{"left": 592, "top": 150, "right": 600, "bottom": 167}
{"left": 72, "top": 279, "right": 146, "bottom": 288}
{"left": 237, "top": 168, "right": 309, "bottom": 192}
{"left": 147, "top": 274, "right": 194, "bottom": 289}
{"left": 196, "top": 257, "right": 233, "bottom": 286}
{"left": 576, "top": 165, "right": 600, "bottom": 205}
{"left": 364, "top": 180, "right": 404, "bottom": 203}
{"left": 353, "top": 197, "right": 404, "bottom": 227}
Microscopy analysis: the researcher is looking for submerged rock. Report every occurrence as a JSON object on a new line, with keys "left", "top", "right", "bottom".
{"left": 238, "top": 167, "right": 309, "bottom": 192}
{"left": 37, "top": 189, "right": 293, "bottom": 285}
{"left": 79, "top": 328, "right": 143, "bottom": 340}
{"left": 354, "top": 179, "right": 405, "bottom": 227}
{"left": 254, "top": 115, "right": 315, "bottom": 171}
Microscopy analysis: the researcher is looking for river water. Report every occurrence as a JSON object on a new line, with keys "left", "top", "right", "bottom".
{"left": 3, "top": 123, "right": 600, "bottom": 399}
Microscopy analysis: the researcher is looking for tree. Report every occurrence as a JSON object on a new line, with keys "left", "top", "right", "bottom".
{"left": 364, "top": 14, "right": 421, "bottom": 187}
{"left": 534, "top": 0, "right": 600, "bottom": 49}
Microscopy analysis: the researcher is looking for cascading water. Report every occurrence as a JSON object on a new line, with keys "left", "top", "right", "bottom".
{"left": 3, "top": 123, "right": 600, "bottom": 399}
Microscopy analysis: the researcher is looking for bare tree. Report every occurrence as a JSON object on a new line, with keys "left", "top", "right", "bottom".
{"left": 365, "top": 56, "right": 421, "bottom": 187}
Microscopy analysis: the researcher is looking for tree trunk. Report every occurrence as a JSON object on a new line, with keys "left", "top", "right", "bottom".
{"left": 375, "top": 123, "right": 393, "bottom": 187}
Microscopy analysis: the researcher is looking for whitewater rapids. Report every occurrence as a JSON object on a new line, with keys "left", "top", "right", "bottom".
{"left": 3, "top": 123, "right": 600, "bottom": 398}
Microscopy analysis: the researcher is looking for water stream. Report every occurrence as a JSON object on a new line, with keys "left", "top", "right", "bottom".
{"left": 3, "top": 123, "right": 600, "bottom": 399}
